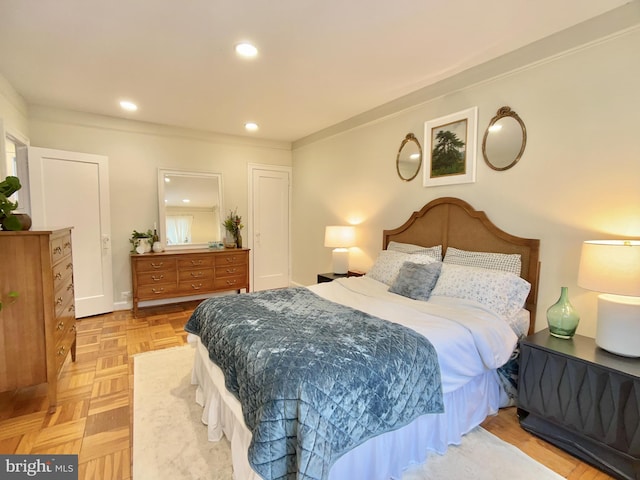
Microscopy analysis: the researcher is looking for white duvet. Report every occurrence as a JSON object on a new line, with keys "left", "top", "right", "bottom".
{"left": 308, "top": 275, "right": 519, "bottom": 393}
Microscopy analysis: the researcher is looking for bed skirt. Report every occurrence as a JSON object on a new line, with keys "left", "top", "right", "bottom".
{"left": 188, "top": 334, "right": 502, "bottom": 480}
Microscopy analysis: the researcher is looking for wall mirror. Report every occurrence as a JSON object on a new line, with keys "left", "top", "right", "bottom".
{"left": 482, "top": 106, "right": 527, "bottom": 171}
{"left": 157, "top": 169, "right": 223, "bottom": 249}
{"left": 396, "top": 133, "right": 422, "bottom": 181}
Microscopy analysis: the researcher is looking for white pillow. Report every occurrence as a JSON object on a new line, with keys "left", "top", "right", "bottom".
{"left": 443, "top": 247, "right": 521, "bottom": 276}
{"left": 367, "top": 250, "right": 437, "bottom": 286}
{"left": 431, "top": 263, "right": 531, "bottom": 319}
{"left": 388, "top": 241, "right": 442, "bottom": 260}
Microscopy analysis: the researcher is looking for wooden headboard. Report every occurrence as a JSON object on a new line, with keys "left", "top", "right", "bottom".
{"left": 383, "top": 197, "right": 541, "bottom": 334}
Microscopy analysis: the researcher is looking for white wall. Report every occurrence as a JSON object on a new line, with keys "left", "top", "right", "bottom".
{"left": 26, "top": 107, "right": 291, "bottom": 307}
{"left": 0, "top": 75, "right": 29, "bottom": 178}
{"left": 291, "top": 27, "right": 640, "bottom": 337}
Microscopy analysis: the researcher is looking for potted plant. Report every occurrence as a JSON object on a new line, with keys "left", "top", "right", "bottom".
{"left": 129, "top": 229, "right": 153, "bottom": 253}
{"left": 0, "top": 176, "right": 30, "bottom": 231}
{"left": 223, "top": 208, "right": 244, "bottom": 248}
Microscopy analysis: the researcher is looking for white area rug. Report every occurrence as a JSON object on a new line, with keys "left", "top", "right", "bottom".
{"left": 133, "top": 345, "right": 565, "bottom": 480}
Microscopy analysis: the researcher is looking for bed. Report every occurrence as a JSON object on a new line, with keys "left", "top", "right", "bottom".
{"left": 185, "top": 197, "right": 541, "bottom": 480}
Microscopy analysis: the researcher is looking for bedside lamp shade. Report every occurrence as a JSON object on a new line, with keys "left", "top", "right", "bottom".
{"left": 324, "top": 226, "right": 356, "bottom": 274}
{"left": 577, "top": 240, "right": 640, "bottom": 357}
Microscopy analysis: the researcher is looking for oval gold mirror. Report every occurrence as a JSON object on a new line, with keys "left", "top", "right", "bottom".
{"left": 396, "top": 133, "right": 422, "bottom": 181}
{"left": 482, "top": 106, "right": 527, "bottom": 171}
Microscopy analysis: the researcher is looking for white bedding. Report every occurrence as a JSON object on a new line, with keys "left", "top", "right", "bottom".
{"left": 188, "top": 276, "right": 527, "bottom": 479}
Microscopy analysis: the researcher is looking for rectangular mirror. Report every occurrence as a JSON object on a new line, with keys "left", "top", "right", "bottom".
{"left": 157, "top": 169, "right": 223, "bottom": 249}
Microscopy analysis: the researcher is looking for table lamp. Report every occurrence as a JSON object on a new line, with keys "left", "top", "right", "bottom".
{"left": 577, "top": 240, "right": 640, "bottom": 357}
{"left": 324, "top": 226, "right": 356, "bottom": 274}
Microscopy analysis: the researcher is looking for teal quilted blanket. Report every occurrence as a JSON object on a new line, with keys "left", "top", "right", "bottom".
{"left": 185, "top": 287, "right": 443, "bottom": 480}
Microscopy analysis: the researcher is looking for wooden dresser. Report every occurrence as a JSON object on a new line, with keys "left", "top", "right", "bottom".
{"left": 0, "top": 228, "right": 77, "bottom": 412}
{"left": 130, "top": 248, "right": 249, "bottom": 316}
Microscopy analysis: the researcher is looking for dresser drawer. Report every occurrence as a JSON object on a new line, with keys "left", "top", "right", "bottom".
{"left": 54, "top": 285, "right": 75, "bottom": 320}
{"left": 136, "top": 283, "right": 179, "bottom": 300}
{"left": 215, "top": 252, "right": 247, "bottom": 267}
{"left": 215, "top": 263, "right": 247, "bottom": 278}
{"left": 52, "top": 257, "right": 74, "bottom": 289}
{"left": 53, "top": 314, "right": 75, "bottom": 348}
{"left": 51, "top": 233, "right": 72, "bottom": 264}
{"left": 177, "top": 278, "right": 216, "bottom": 294}
{"left": 178, "top": 255, "right": 215, "bottom": 269}
{"left": 134, "top": 257, "right": 176, "bottom": 273}
{"left": 214, "top": 275, "right": 246, "bottom": 290}
{"left": 137, "top": 269, "right": 178, "bottom": 286}
{"left": 54, "top": 325, "right": 76, "bottom": 374}
{"left": 178, "top": 268, "right": 214, "bottom": 282}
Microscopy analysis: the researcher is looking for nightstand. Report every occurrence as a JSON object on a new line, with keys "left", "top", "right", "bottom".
{"left": 518, "top": 329, "right": 640, "bottom": 480}
{"left": 317, "top": 270, "right": 365, "bottom": 284}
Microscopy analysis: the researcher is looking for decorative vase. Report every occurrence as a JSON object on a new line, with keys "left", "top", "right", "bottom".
{"left": 224, "top": 232, "right": 236, "bottom": 248}
{"left": 547, "top": 287, "right": 580, "bottom": 339}
{"left": 152, "top": 241, "right": 164, "bottom": 253}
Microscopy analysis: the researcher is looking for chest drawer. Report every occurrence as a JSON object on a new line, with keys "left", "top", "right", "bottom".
{"left": 215, "top": 252, "right": 247, "bottom": 267}
{"left": 137, "top": 269, "right": 178, "bottom": 286}
{"left": 53, "top": 257, "right": 74, "bottom": 288}
{"left": 215, "top": 263, "right": 248, "bottom": 278}
{"left": 136, "top": 283, "right": 179, "bottom": 300}
{"left": 51, "top": 233, "right": 72, "bottom": 264}
{"left": 178, "top": 255, "right": 215, "bottom": 270}
{"left": 134, "top": 257, "right": 176, "bottom": 273}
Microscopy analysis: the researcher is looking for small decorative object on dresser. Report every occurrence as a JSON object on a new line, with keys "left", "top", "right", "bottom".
{"left": 130, "top": 229, "right": 153, "bottom": 253}
{"left": 546, "top": 286, "right": 580, "bottom": 338}
{"left": 519, "top": 329, "right": 640, "bottom": 480}
{"left": 223, "top": 208, "right": 244, "bottom": 248}
{"left": 0, "top": 175, "right": 31, "bottom": 231}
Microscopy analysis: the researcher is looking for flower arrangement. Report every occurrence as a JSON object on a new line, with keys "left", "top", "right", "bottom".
{"left": 129, "top": 229, "right": 153, "bottom": 252}
{"left": 223, "top": 208, "right": 243, "bottom": 248}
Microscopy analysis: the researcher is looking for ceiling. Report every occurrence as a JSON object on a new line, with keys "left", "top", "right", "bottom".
{"left": 0, "top": 0, "right": 631, "bottom": 143}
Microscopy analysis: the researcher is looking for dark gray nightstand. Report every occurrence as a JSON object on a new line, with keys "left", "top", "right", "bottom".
{"left": 518, "top": 329, "right": 640, "bottom": 480}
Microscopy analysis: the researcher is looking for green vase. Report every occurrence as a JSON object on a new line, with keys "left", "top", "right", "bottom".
{"left": 546, "top": 287, "right": 580, "bottom": 339}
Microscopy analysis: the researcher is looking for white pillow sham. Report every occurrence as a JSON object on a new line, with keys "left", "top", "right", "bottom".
{"left": 431, "top": 263, "right": 531, "bottom": 319}
{"left": 388, "top": 241, "right": 442, "bottom": 260}
{"left": 443, "top": 247, "right": 521, "bottom": 276}
{"left": 366, "top": 250, "right": 437, "bottom": 286}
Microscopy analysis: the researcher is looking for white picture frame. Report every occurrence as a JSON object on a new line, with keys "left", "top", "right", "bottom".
{"left": 423, "top": 106, "right": 478, "bottom": 187}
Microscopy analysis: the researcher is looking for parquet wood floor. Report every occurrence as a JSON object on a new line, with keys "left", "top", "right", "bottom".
{"left": 0, "top": 301, "right": 611, "bottom": 479}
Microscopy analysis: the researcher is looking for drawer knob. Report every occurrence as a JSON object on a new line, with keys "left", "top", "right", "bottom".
{"left": 226, "top": 279, "right": 238, "bottom": 286}
{"left": 66, "top": 262, "right": 73, "bottom": 270}
{"left": 191, "top": 283, "right": 203, "bottom": 290}
{"left": 56, "top": 297, "right": 64, "bottom": 306}
{"left": 55, "top": 272, "right": 63, "bottom": 280}
{"left": 53, "top": 246, "right": 62, "bottom": 254}
{"left": 150, "top": 262, "right": 164, "bottom": 268}
{"left": 191, "top": 260, "right": 203, "bottom": 265}
{"left": 225, "top": 267, "right": 237, "bottom": 273}
{"left": 67, "top": 284, "right": 74, "bottom": 292}
{"left": 68, "top": 304, "right": 75, "bottom": 313}
{"left": 151, "top": 287, "right": 165, "bottom": 294}
{"left": 151, "top": 274, "right": 164, "bottom": 281}
{"left": 190, "top": 271, "right": 204, "bottom": 277}
{"left": 57, "top": 346, "right": 66, "bottom": 356}
{"left": 57, "top": 321, "right": 65, "bottom": 330}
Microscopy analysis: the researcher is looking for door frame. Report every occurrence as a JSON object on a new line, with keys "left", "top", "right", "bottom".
{"left": 247, "top": 163, "right": 292, "bottom": 290}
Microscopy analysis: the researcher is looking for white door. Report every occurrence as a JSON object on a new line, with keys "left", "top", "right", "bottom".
{"left": 28, "top": 147, "right": 113, "bottom": 317}
{"left": 249, "top": 165, "right": 291, "bottom": 291}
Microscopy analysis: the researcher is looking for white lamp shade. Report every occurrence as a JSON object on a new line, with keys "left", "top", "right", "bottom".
{"left": 577, "top": 240, "right": 640, "bottom": 297}
{"left": 324, "top": 226, "right": 356, "bottom": 248}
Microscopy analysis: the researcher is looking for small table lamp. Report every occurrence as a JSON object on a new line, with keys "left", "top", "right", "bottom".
{"left": 577, "top": 240, "right": 640, "bottom": 357}
{"left": 324, "top": 225, "right": 356, "bottom": 274}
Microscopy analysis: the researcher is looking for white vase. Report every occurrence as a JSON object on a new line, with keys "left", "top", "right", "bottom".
{"left": 152, "top": 241, "right": 164, "bottom": 253}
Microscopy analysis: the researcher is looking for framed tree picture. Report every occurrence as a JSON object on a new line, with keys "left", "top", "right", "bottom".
{"left": 423, "top": 107, "right": 478, "bottom": 187}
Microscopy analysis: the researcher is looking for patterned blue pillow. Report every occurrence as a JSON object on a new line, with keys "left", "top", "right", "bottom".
{"left": 388, "top": 261, "right": 443, "bottom": 301}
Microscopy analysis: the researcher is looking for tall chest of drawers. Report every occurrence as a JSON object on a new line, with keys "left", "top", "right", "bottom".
{"left": 130, "top": 248, "right": 249, "bottom": 316}
{"left": 0, "top": 228, "right": 77, "bottom": 412}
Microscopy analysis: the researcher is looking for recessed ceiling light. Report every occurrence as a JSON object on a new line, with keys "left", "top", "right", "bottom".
{"left": 120, "top": 100, "right": 138, "bottom": 112}
{"left": 182, "top": 199, "right": 190, "bottom": 203}
{"left": 235, "top": 42, "right": 258, "bottom": 58}
{"left": 245, "top": 122, "right": 259, "bottom": 132}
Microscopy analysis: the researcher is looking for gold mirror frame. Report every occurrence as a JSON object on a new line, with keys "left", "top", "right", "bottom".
{"left": 396, "top": 133, "right": 423, "bottom": 181}
{"left": 482, "top": 106, "right": 527, "bottom": 171}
